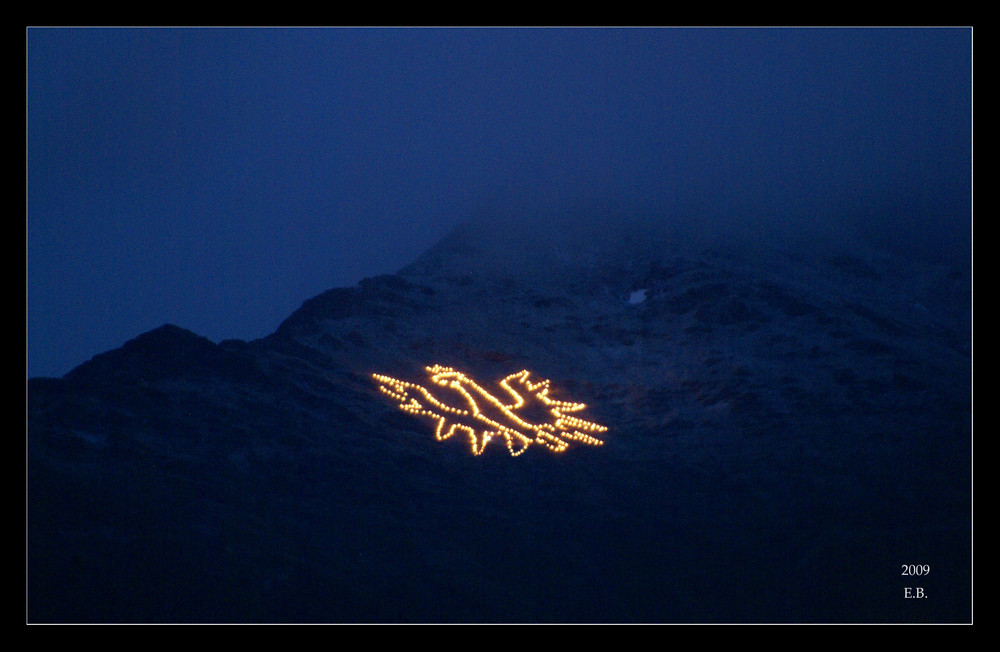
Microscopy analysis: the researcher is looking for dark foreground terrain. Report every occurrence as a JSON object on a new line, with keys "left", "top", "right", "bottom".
{"left": 28, "top": 216, "right": 971, "bottom": 622}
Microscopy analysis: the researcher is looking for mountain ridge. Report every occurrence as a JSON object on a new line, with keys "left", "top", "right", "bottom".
{"left": 27, "top": 215, "right": 971, "bottom": 623}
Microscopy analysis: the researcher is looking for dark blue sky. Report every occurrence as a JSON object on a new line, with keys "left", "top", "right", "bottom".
{"left": 27, "top": 27, "right": 971, "bottom": 378}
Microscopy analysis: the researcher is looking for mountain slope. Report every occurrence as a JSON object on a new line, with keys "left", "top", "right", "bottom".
{"left": 27, "top": 214, "right": 971, "bottom": 623}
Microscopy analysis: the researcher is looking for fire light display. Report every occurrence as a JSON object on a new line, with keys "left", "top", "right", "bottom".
{"left": 372, "top": 365, "right": 607, "bottom": 456}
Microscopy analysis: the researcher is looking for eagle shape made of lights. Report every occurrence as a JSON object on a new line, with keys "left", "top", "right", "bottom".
{"left": 372, "top": 365, "right": 607, "bottom": 456}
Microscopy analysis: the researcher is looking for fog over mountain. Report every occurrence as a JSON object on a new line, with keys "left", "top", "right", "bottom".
{"left": 27, "top": 28, "right": 971, "bottom": 379}
{"left": 27, "top": 26, "right": 972, "bottom": 624}
{"left": 28, "top": 208, "right": 971, "bottom": 623}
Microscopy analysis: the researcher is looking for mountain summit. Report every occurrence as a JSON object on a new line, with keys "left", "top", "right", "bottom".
{"left": 27, "top": 213, "right": 971, "bottom": 623}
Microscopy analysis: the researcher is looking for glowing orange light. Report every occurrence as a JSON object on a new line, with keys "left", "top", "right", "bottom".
{"left": 372, "top": 365, "right": 607, "bottom": 456}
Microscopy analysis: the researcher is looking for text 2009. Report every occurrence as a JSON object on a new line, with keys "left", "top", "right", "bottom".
{"left": 901, "top": 564, "right": 930, "bottom": 576}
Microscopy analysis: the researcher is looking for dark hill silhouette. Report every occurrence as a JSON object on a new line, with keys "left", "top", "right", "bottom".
{"left": 27, "top": 214, "right": 971, "bottom": 623}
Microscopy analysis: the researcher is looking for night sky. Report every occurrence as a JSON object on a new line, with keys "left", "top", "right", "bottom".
{"left": 26, "top": 27, "right": 971, "bottom": 379}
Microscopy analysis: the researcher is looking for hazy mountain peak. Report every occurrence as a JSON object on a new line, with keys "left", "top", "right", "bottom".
{"left": 28, "top": 208, "right": 971, "bottom": 623}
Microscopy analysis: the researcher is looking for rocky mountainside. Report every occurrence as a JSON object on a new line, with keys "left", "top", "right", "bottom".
{"left": 27, "top": 213, "right": 972, "bottom": 623}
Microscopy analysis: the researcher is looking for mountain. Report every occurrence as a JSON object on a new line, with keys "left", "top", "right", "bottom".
{"left": 27, "top": 212, "right": 972, "bottom": 623}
